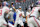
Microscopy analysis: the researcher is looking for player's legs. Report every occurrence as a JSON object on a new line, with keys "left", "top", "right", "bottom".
{"left": 19, "top": 20, "right": 24, "bottom": 27}
{"left": 2, "top": 19, "right": 7, "bottom": 27}
{"left": 14, "top": 20, "right": 18, "bottom": 27}
{"left": 27, "top": 18, "right": 34, "bottom": 27}
{"left": 33, "top": 17, "right": 40, "bottom": 27}
{"left": 0, "top": 19, "right": 7, "bottom": 27}
{"left": 36, "top": 18, "right": 40, "bottom": 27}
{"left": 0, "top": 19, "right": 3, "bottom": 27}
{"left": 27, "top": 17, "right": 38, "bottom": 27}
{"left": 20, "top": 22, "right": 24, "bottom": 27}
{"left": 8, "top": 23, "right": 14, "bottom": 27}
{"left": 28, "top": 23, "right": 34, "bottom": 27}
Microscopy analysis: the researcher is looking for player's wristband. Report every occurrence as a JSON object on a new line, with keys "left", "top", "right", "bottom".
{"left": 13, "top": 7, "right": 15, "bottom": 8}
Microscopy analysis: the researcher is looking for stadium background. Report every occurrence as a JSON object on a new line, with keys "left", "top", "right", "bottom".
{"left": 0, "top": 0, "right": 38, "bottom": 16}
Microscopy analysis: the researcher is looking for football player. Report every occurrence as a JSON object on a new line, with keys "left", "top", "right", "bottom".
{"left": 27, "top": 1, "right": 40, "bottom": 27}
{"left": 13, "top": 6, "right": 25, "bottom": 27}
{"left": 26, "top": 8, "right": 31, "bottom": 22}
{"left": 0, "top": 2, "right": 9, "bottom": 27}
{"left": 6, "top": 8, "right": 14, "bottom": 27}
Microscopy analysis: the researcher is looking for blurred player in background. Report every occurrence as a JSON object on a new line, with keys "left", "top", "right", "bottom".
{"left": 26, "top": 8, "right": 31, "bottom": 23}
{"left": 6, "top": 8, "right": 14, "bottom": 27}
{"left": 26, "top": 8, "right": 31, "bottom": 27}
{"left": 6, "top": 8, "right": 16, "bottom": 27}
{"left": 27, "top": 1, "right": 40, "bottom": 27}
{"left": 0, "top": 2, "right": 9, "bottom": 27}
{"left": 3, "top": 1, "right": 10, "bottom": 27}
{"left": 13, "top": 6, "right": 25, "bottom": 27}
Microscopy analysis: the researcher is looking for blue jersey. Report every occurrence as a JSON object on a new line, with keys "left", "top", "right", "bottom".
{"left": 9, "top": 12, "right": 16, "bottom": 24}
{"left": 13, "top": 12, "right": 16, "bottom": 21}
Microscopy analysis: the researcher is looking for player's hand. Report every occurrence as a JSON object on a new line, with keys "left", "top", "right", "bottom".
{"left": 12, "top": 6, "right": 15, "bottom": 10}
{"left": 25, "top": 20, "right": 27, "bottom": 23}
{"left": 12, "top": 7, "right": 16, "bottom": 11}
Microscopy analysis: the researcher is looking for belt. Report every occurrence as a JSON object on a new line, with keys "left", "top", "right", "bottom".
{"left": 29, "top": 16, "right": 35, "bottom": 18}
